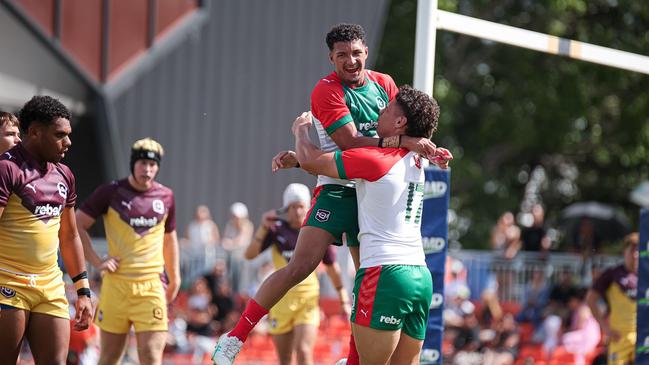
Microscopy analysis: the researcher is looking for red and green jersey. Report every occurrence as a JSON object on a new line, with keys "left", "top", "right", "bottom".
{"left": 311, "top": 70, "right": 398, "bottom": 187}
{"left": 334, "top": 147, "right": 427, "bottom": 268}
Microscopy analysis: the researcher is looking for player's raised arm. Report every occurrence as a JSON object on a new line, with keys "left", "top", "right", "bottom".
{"left": 292, "top": 112, "right": 339, "bottom": 178}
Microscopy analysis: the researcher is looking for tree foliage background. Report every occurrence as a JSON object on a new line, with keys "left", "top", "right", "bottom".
{"left": 375, "top": 0, "right": 649, "bottom": 249}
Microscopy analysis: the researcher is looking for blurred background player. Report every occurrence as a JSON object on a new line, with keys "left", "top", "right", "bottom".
{"left": 291, "top": 84, "right": 440, "bottom": 364}
{"left": 243, "top": 183, "right": 350, "bottom": 365}
{"left": 0, "top": 111, "right": 21, "bottom": 153}
{"left": 586, "top": 232, "right": 638, "bottom": 365}
{"left": 0, "top": 96, "right": 93, "bottom": 364}
{"left": 76, "top": 138, "right": 180, "bottom": 365}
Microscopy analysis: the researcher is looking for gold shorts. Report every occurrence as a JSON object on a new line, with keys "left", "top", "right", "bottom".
{"left": 0, "top": 267, "right": 69, "bottom": 319}
{"left": 267, "top": 292, "right": 319, "bottom": 335}
{"left": 608, "top": 332, "right": 636, "bottom": 365}
{"left": 96, "top": 274, "right": 167, "bottom": 334}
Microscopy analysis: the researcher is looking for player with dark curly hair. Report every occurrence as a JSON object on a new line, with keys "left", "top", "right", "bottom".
{"left": 291, "top": 85, "right": 440, "bottom": 365}
{"left": 213, "top": 24, "right": 451, "bottom": 365}
{"left": 0, "top": 95, "right": 93, "bottom": 365}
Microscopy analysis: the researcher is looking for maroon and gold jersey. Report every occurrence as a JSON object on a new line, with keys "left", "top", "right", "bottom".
{"left": 0, "top": 144, "right": 77, "bottom": 274}
{"left": 260, "top": 219, "right": 336, "bottom": 295}
{"left": 80, "top": 178, "right": 175, "bottom": 277}
{"left": 593, "top": 264, "right": 637, "bottom": 336}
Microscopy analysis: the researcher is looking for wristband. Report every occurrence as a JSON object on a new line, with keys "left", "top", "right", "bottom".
{"left": 74, "top": 278, "right": 90, "bottom": 291}
{"left": 71, "top": 271, "right": 88, "bottom": 283}
{"left": 77, "top": 287, "right": 91, "bottom": 298}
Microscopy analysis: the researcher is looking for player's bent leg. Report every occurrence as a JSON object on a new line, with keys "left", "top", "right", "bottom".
{"left": 98, "top": 330, "right": 129, "bottom": 365}
{"left": 271, "top": 331, "right": 295, "bottom": 365}
{"left": 254, "top": 226, "right": 334, "bottom": 308}
{"left": 352, "top": 324, "right": 400, "bottom": 365}
{"left": 0, "top": 307, "right": 29, "bottom": 364}
{"left": 388, "top": 331, "right": 424, "bottom": 365}
{"left": 25, "top": 312, "right": 69, "bottom": 365}
{"left": 135, "top": 331, "right": 167, "bottom": 365}
{"left": 293, "top": 323, "right": 317, "bottom": 365}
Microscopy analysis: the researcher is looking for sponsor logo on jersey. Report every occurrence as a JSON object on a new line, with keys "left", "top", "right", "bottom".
{"left": 422, "top": 237, "right": 445, "bottom": 254}
{"left": 379, "top": 315, "right": 401, "bottom": 325}
{"left": 358, "top": 120, "right": 378, "bottom": 132}
{"left": 152, "top": 199, "right": 165, "bottom": 214}
{"left": 25, "top": 183, "right": 37, "bottom": 193}
{"left": 430, "top": 293, "right": 444, "bottom": 309}
{"left": 153, "top": 307, "right": 163, "bottom": 320}
{"left": 376, "top": 96, "right": 387, "bottom": 110}
{"left": 57, "top": 182, "right": 68, "bottom": 199}
{"left": 423, "top": 181, "right": 448, "bottom": 199}
{"left": 315, "top": 209, "right": 330, "bottom": 222}
{"left": 34, "top": 203, "right": 63, "bottom": 217}
{"left": 0, "top": 286, "right": 16, "bottom": 298}
{"left": 130, "top": 216, "right": 158, "bottom": 227}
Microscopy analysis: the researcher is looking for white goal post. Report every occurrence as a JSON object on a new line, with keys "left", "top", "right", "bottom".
{"left": 413, "top": 0, "right": 649, "bottom": 95}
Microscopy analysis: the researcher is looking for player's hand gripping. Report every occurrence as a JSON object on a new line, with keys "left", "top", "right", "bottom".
{"left": 73, "top": 295, "right": 93, "bottom": 331}
{"left": 97, "top": 256, "right": 120, "bottom": 274}
{"left": 291, "top": 111, "right": 313, "bottom": 135}
{"left": 271, "top": 150, "right": 298, "bottom": 172}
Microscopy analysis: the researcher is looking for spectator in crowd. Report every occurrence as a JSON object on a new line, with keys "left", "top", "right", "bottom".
{"left": 0, "top": 111, "right": 21, "bottom": 153}
{"left": 530, "top": 270, "right": 577, "bottom": 355}
{"left": 516, "top": 267, "right": 550, "bottom": 327}
{"left": 481, "top": 313, "right": 520, "bottom": 365}
{"left": 185, "top": 205, "right": 221, "bottom": 270}
{"left": 185, "top": 277, "right": 217, "bottom": 364}
{"left": 561, "top": 288, "right": 600, "bottom": 365}
{"left": 521, "top": 204, "right": 551, "bottom": 253}
{"left": 491, "top": 211, "right": 514, "bottom": 250}
{"left": 221, "top": 202, "right": 254, "bottom": 293}
{"left": 586, "top": 232, "right": 638, "bottom": 365}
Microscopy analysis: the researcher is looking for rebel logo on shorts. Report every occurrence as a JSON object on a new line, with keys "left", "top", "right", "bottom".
{"left": 153, "top": 307, "right": 163, "bottom": 320}
{"left": 0, "top": 286, "right": 16, "bottom": 298}
{"left": 315, "top": 209, "right": 331, "bottom": 222}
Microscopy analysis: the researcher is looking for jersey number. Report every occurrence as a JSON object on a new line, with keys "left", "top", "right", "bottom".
{"left": 405, "top": 183, "right": 424, "bottom": 224}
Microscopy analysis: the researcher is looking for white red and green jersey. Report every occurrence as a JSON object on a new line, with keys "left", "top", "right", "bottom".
{"left": 334, "top": 147, "right": 427, "bottom": 268}
{"left": 311, "top": 70, "right": 398, "bottom": 188}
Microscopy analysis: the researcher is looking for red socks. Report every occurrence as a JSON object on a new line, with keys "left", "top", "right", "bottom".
{"left": 346, "top": 334, "right": 359, "bottom": 365}
{"left": 229, "top": 299, "right": 269, "bottom": 342}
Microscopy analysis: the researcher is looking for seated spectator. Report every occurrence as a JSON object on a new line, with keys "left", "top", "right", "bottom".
{"left": 482, "top": 313, "right": 520, "bottom": 365}
{"left": 185, "top": 277, "right": 218, "bottom": 364}
{"left": 516, "top": 267, "right": 550, "bottom": 327}
{"left": 561, "top": 288, "right": 600, "bottom": 365}
{"left": 534, "top": 270, "right": 578, "bottom": 354}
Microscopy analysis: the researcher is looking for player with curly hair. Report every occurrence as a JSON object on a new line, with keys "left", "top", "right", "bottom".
{"left": 291, "top": 85, "right": 440, "bottom": 364}
{"left": 0, "top": 96, "right": 93, "bottom": 365}
{"left": 76, "top": 138, "right": 180, "bottom": 365}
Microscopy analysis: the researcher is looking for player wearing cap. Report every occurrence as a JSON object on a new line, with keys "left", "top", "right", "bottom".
{"left": 239, "top": 183, "right": 349, "bottom": 365}
{"left": 0, "top": 96, "right": 92, "bottom": 364}
{"left": 76, "top": 138, "right": 180, "bottom": 365}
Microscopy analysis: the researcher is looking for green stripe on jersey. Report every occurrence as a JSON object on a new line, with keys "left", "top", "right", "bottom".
{"left": 334, "top": 151, "right": 347, "bottom": 179}
{"left": 325, "top": 114, "right": 354, "bottom": 135}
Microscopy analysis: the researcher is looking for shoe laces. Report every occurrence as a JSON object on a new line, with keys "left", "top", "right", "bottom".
{"left": 219, "top": 336, "right": 242, "bottom": 359}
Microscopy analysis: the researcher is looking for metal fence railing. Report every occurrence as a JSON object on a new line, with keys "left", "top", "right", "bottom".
{"left": 449, "top": 249, "right": 623, "bottom": 303}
